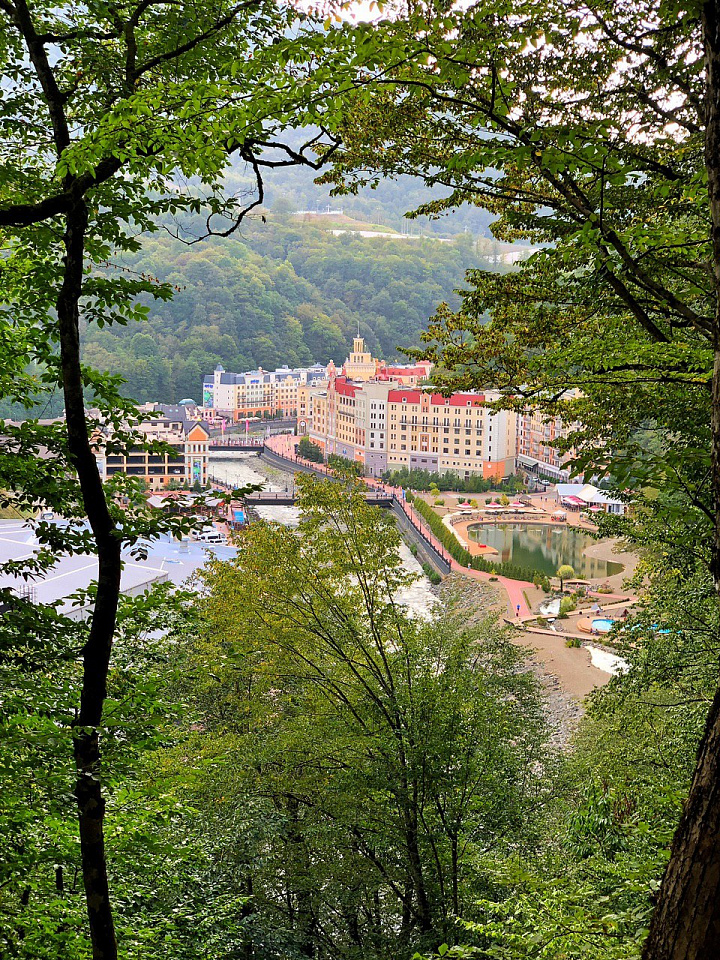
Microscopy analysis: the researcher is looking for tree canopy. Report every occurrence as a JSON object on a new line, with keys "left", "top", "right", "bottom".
{"left": 323, "top": 0, "right": 720, "bottom": 955}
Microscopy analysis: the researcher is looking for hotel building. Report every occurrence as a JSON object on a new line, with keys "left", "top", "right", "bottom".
{"left": 307, "top": 338, "right": 516, "bottom": 479}
{"left": 95, "top": 405, "right": 210, "bottom": 491}
{"left": 203, "top": 363, "right": 329, "bottom": 421}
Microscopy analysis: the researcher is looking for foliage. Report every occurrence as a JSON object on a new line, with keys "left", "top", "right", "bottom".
{"left": 297, "top": 436, "right": 325, "bottom": 462}
{"left": 327, "top": 452, "right": 362, "bottom": 475}
{"left": 384, "top": 467, "right": 526, "bottom": 494}
{"left": 559, "top": 597, "right": 577, "bottom": 616}
{"left": 0, "top": 588, "right": 249, "bottom": 959}
{"left": 557, "top": 565, "right": 576, "bottom": 591}
{"left": 170, "top": 476, "right": 548, "bottom": 959}
{"left": 422, "top": 561, "right": 442, "bottom": 584}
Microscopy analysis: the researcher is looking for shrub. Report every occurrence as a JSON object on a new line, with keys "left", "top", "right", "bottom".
{"left": 382, "top": 468, "right": 527, "bottom": 495}
{"left": 409, "top": 543, "right": 418, "bottom": 557}
{"left": 421, "top": 562, "right": 442, "bottom": 585}
{"left": 410, "top": 496, "right": 473, "bottom": 566}
{"left": 434, "top": 498, "right": 445, "bottom": 506}
{"left": 559, "top": 597, "right": 577, "bottom": 616}
{"left": 565, "top": 637, "right": 582, "bottom": 648}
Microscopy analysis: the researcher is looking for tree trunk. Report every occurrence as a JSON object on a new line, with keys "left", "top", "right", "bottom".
{"left": 642, "top": 3, "right": 720, "bottom": 957}
{"left": 59, "top": 197, "right": 121, "bottom": 960}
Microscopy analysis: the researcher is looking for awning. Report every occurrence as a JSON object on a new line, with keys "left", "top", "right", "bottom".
{"left": 562, "top": 495, "right": 585, "bottom": 506}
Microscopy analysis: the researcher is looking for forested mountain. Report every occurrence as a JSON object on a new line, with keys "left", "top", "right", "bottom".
{"left": 83, "top": 220, "right": 497, "bottom": 402}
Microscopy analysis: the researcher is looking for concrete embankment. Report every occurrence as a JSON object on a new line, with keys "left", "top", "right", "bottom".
{"left": 389, "top": 501, "right": 451, "bottom": 578}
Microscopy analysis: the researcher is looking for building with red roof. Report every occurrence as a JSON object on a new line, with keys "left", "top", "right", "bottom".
{"left": 307, "top": 338, "right": 517, "bottom": 479}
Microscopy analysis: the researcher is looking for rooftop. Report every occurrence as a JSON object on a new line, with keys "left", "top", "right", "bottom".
{"left": 0, "top": 520, "right": 235, "bottom": 618}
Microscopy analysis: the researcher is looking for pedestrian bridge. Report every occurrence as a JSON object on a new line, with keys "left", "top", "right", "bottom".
{"left": 245, "top": 490, "right": 393, "bottom": 507}
{"left": 208, "top": 439, "right": 265, "bottom": 452}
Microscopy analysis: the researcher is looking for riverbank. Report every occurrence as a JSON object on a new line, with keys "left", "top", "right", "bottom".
{"left": 437, "top": 574, "right": 585, "bottom": 747}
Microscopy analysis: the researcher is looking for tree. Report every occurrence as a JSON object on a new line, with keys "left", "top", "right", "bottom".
{"left": 324, "top": 1, "right": 720, "bottom": 953}
{"left": 327, "top": 451, "right": 363, "bottom": 475}
{"left": 0, "top": 3, "right": 357, "bottom": 955}
{"left": 557, "top": 565, "right": 575, "bottom": 593}
{"left": 174, "top": 475, "right": 547, "bottom": 959}
{"left": 298, "top": 435, "right": 325, "bottom": 462}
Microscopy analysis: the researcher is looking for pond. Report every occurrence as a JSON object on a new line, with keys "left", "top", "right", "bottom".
{"left": 467, "top": 522, "right": 624, "bottom": 580}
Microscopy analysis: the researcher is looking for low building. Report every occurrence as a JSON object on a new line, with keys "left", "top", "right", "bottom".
{"left": 555, "top": 483, "right": 628, "bottom": 515}
{"left": 96, "top": 406, "right": 210, "bottom": 491}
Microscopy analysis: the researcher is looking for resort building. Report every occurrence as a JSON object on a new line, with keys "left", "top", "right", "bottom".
{"left": 306, "top": 339, "right": 516, "bottom": 479}
{"left": 516, "top": 408, "right": 579, "bottom": 482}
{"left": 202, "top": 363, "right": 329, "bottom": 421}
{"left": 95, "top": 405, "right": 210, "bottom": 491}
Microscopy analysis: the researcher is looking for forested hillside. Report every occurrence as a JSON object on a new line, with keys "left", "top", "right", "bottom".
{"left": 82, "top": 220, "right": 494, "bottom": 403}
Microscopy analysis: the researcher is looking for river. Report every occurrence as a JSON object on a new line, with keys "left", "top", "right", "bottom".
{"left": 209, "top": 453, "right": 438, "bottom": 620}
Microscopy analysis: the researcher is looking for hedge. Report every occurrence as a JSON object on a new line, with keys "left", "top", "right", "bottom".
{"left": 408, "top": 495, "right": 544, "bottom": 583}
{"left": 408, "top": 495, "right": 472, "bottom": 566}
